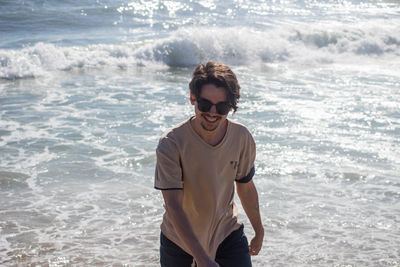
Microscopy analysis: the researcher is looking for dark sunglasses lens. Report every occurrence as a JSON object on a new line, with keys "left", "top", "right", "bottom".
{"left": 197, "top": 99, "right": 212, "bottom": 112}
{"left": 197, "top": 98, "right": 231, "bottom": 115}
{"left": 216, "top": 102, "right": 230, "bottom": 115}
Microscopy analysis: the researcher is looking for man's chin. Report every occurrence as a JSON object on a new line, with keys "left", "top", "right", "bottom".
{"left": 201, "top": 121, "right": 219, "bottom": 132}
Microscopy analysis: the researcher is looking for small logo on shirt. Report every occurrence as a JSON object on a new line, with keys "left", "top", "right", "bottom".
{"left": 230, "top": 161, "right": 238, "bottom": 169}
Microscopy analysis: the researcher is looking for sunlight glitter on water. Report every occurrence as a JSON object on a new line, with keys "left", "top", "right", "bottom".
{"left": 1, "top": 0, "right": 400, "bottom": 265}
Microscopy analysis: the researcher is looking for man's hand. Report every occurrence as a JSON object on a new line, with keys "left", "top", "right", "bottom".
{"left": 249, "top": 230, "right": 264, "bottom": 255}
{"left": 236, "top": 180, "right": 264, "bottom": 256}
{"left": 162, "top": 190, "right": 215, "bottom": 266}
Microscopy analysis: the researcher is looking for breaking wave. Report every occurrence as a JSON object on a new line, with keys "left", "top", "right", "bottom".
{"left": 1, "top": 25, "right": 399, "bottom": 79}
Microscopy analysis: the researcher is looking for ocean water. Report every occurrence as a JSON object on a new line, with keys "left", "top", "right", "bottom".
{"left": 1, "top": 0, "right": 400, "bottom": 266}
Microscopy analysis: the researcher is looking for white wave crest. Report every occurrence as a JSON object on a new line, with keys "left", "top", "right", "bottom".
{"left": 134, "top": 27, "right": 290, "bottom": 67}
{"left": 0, "top": 42, "right": 142, "bottom": 79}
{"left": 1, "top": 25, "right": 399, "bottom": 79}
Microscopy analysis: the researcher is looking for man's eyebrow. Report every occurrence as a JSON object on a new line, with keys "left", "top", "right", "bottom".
{"left": 198, "top": 97, "right": 229, "bottom": 104}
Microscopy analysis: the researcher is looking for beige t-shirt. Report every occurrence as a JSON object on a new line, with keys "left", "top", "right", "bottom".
{"left": 154, "top": 118, "right": 256, "bottom": 259}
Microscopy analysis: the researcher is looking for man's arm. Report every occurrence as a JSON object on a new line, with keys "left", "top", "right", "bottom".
{"left": 236, "top": 180, "right": 264, "bottom": 255}
{"left": 161, "top": 190, "right": 219, "bottom": 267}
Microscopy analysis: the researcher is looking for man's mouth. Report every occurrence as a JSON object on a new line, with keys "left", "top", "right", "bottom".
{"left": 202, "top": 114, "right": 219, "bottom": 123}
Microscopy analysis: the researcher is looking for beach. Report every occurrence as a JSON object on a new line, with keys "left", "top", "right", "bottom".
{"left": 1, "top": 0, "right": 400, "bottom": 266}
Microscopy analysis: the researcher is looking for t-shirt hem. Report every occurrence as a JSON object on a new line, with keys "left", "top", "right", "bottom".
{"left": 154, "top": 186, "right": 183, "bottom": 190}
{"left": 235, "top": 166, "right": 255, "bottom": 183}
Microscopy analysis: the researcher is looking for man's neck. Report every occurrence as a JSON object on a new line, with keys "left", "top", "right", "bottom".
{"left": 190, "top": 117, "right": 228, "bottom": 146}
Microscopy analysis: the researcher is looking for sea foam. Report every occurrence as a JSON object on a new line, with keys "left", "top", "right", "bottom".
{"left": 1, "top": 25, "right": 399, "bottom": 79}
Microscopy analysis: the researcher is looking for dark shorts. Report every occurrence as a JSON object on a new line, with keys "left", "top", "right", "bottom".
{"left": 160, "top": 225, "right": 252, "bottom": 267}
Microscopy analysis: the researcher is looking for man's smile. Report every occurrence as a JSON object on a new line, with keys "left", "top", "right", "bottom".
{"left": 202, "top": 114, "right": 220, "bottom": 123}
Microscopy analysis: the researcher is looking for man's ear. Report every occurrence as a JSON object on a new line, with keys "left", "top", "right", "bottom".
{"left": 190, "top": 92, "right": 195, "bottom": 105}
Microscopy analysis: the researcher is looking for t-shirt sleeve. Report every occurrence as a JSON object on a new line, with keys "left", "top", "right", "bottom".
{"left": 235, "top": 131, "right": 256, "bottom": 183}
{"left": 154, "top": 136, "right": 183, "bottom": 190}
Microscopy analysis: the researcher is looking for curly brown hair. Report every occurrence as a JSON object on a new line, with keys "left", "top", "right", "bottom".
{"left": 189, "top": 61, "right": 241, "bottom": 113}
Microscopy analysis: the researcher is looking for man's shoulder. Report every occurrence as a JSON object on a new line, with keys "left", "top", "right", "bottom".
{"left": 159, "top": 119, "right": 190, "bottom": 144}
{"left": 229, "top": 119, "right": 252, "bottom": 136}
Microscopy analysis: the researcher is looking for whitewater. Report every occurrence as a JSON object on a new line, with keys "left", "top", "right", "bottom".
{"left": 1, "top": 0, "right": 399, "bottom": 266}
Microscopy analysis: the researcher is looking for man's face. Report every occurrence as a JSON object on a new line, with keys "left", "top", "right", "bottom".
{"left": 191, "top": 84, "right": 231, "bottom": 132}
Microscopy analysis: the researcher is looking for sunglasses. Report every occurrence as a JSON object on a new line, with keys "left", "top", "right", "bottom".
{"left": 196, "top": 97, "right": 231, "bottom": 115}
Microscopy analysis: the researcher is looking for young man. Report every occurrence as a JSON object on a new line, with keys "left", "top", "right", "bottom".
{"left": 155, "top": 62, "right": 264, "bottom": 267}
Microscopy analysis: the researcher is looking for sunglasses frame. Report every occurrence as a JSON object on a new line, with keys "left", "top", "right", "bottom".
{"left": 196, "top": 97, "right": 231, "bottom": 115}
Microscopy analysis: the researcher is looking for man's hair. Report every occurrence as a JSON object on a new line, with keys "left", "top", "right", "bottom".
{"left": 189, "top": 61, "right": 241, "bottom": 113}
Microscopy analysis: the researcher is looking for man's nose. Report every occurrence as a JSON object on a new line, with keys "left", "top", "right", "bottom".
{"left": 209, "top": 104, "right": 217, "bottom": 114}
